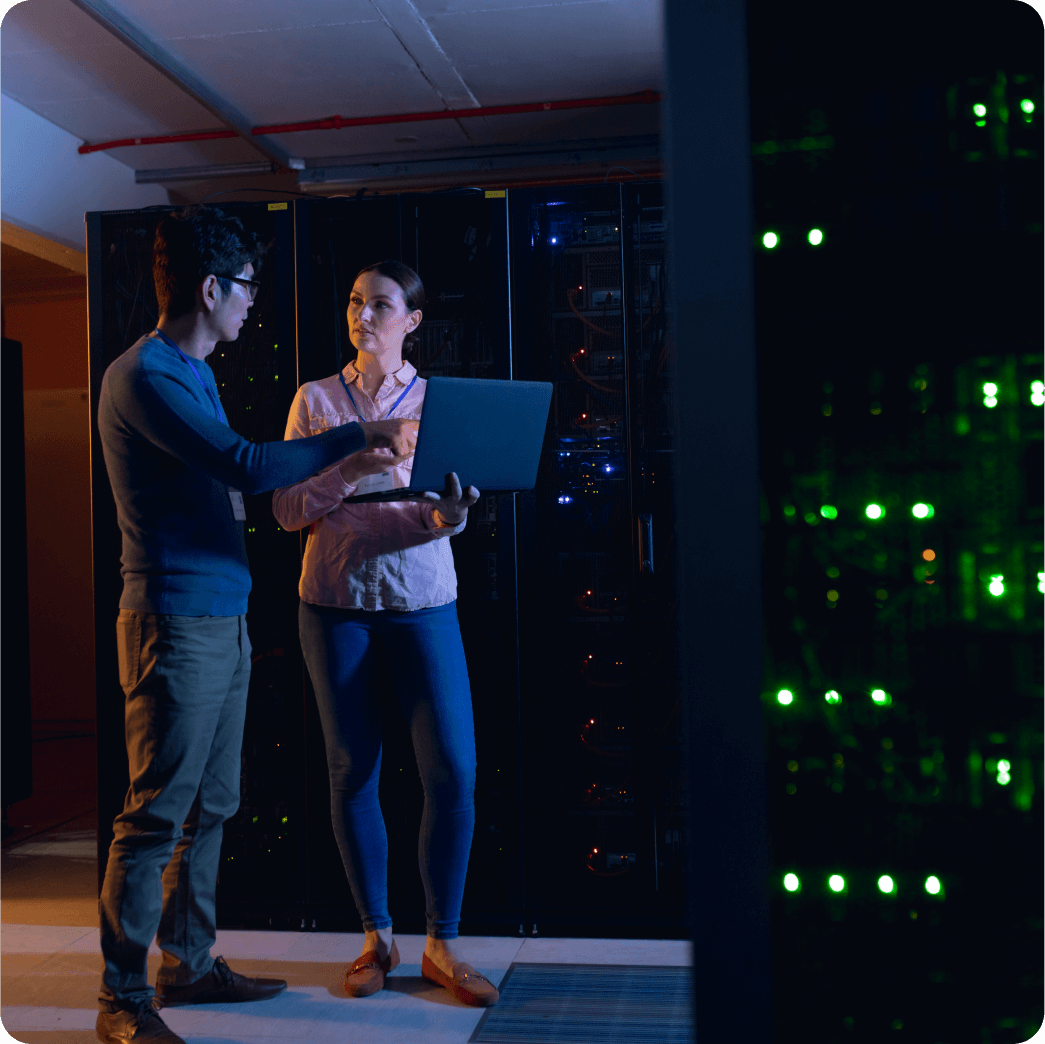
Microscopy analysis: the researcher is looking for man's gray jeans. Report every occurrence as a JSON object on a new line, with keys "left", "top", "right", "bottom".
{"left": 99, "top": 610, "right": 250, "bottom": 1012}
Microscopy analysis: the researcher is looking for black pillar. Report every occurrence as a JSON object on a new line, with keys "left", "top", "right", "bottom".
{"left": 2, "top": 337, "right": 33, "bottom": 814}
{"left": 664, "top": 1, "right": 773, "bottom": 1040}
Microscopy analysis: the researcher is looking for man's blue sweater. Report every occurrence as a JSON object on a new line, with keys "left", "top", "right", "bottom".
{"left": 99, "top": 333, "right": 366, "bottom": 616}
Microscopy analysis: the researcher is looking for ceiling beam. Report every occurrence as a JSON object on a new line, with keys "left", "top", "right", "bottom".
{"left": 135, "top": 162, "right": 277, "bottom": 185}
{"left": 66, "top": 0, "right": 292, "bottom": 169}
{"left": 297, "top": 135, "right": 661, "bottom": 191}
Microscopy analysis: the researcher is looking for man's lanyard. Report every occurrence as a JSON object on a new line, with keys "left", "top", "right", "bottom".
{"left": 154, "top": 330, "right": 228, "bottom": 426}
{"left": 339, "top": 371, "right": 417, "bottom": 419}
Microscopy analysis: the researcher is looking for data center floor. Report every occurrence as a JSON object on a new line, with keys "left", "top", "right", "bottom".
{"left": 1, "top": 744, "right": 690, "bottom": 1044}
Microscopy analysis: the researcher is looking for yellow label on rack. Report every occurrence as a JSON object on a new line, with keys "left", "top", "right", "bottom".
{"left": 484, "top": 190, "right": 506, "bottom": 198}
{"left": 267, "top": 202, "right": 288, "bottom": 211}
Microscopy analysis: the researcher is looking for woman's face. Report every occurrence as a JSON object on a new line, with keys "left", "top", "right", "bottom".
{"left": 347, "top": 271, "right": 421, "bottom": 359}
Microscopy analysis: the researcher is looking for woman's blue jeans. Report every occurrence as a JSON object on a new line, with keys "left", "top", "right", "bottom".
{"left": 299, "top": 600, "right": 476, "bottom": 939}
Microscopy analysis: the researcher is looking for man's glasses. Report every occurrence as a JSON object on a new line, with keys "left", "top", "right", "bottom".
{"left": 219, "top": 275, "right": 261, "bottom": 302}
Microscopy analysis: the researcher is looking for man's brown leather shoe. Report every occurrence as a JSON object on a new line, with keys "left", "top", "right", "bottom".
{"left": 155, "top": 956, "right": 286, "bottom": 1007}
{"left": 345, "top": 938, "right": 401, "bottom": 997}
{"left": 421, "top": 952, "right": 500, "bottom": 1007}
{"left": 96, "top": 1003, "right": 186, "bottom": 1042}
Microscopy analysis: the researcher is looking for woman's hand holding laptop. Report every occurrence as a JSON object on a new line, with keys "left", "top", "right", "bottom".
{"left": 424, "top": 472, "right": 480, "bottom": 526}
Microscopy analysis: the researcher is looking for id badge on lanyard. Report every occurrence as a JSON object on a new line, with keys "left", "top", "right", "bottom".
{"left": 228, "top": 490, "right": 247, "bottom": 520}
{"left": 355, "top": 471, "right": 396, "bottom": 495}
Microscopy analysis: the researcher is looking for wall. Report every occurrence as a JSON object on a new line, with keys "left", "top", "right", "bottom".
{"left": 0, "top": 93, "right": 167, "bottom": 251}
{"left": 1, "top": 89, "right": 164, "bottom": 728}
{"left": 5, "top": 294, "right": 95, "bottom": 724}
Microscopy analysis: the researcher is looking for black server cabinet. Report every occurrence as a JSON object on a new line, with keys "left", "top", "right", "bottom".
{"left": 88, "top": 187, "right": 684, "bottom": 938}
{"left": 87, "top": 193, "right": 523, "bottom": 932}
{"left": 292, "top": 192, "right": 520, "bottom": 933}
{"left": 510, "top": 183, "right": 686, "bottom": 935}
{"left": 3, "top": 337, "right": 33, "bottom": 810}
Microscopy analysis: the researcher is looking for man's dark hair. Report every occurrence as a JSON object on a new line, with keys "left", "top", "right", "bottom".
{"left": 153, "top": 206, "right": 264, "bottom": 319}
{"left": 355, "top": 259, "right": 425, "bottom": 355}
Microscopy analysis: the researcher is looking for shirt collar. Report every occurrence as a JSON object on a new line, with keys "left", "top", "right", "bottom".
{"left": 342, "top": 359, "right": 417, "bottom": 388}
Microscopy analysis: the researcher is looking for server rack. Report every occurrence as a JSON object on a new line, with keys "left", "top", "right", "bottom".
{"left": 87, "top": 186, "right": 685, "bottom": 937}
{"left": 510, "top": 183, "right": 686, "bottom": 935}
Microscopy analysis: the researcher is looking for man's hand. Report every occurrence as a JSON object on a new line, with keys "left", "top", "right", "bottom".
{"left": 423, "top": 472, "right": 479, "bottom": 527}
{"left": 339, "top": 448, "right": 396, "bottom": 485}
{"left": 358, "top": 419, "right": 418, "bottom": 459}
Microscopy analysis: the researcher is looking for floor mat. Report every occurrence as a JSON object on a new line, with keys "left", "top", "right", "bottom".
{"left": 469, "top": 963, "right": 693, "bottom": 1044}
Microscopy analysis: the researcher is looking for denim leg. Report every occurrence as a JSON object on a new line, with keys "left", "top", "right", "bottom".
{"left": 99, "top": 612, "right": 248, "bottom": 1011}
{"left": 388, "top": 602, "right": 476, "bottom": 940}
{"left": 155, "top": 615, "right": 251, "bottom": 986}
{"left": 299, "top": 601, "right": 391, "bottom": 932}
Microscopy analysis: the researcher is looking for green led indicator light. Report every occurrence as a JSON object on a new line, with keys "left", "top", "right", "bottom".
{"left": 912, "top": 503, "right": 934, "bottom": 519}
{"left": 1038, "top": 572, "right": 1044, "bottom": 594}
{"left": 777, "top": 689, "right": 794, "bottom": 706}
{"left": 997, "top": 759, "right": 1011, "bottom": 785}
{"left": 924, "top": 875, "right": 942, "bottom": 895}
{"left": 828, "top": 874, "right": 846, "bottom": 894}
{"left": 871, "top": 688, "right": 892, "bottom": 706}
{"left": 1020, "top": 99, "right": 1035, "bottom": 114}
{"left": 865, "top": 503, "right": 884, "bottom": 520}
{"left": 1031, "top": 381, "right": 1044, "bottom": 406}
{"left": 783, "top": 873, "right": 801, "bottom": 893}
{"left": 983, "top": 382, "right": 998, "bottom": 408}
{"left": 824, "top": 690, "right": 841, "bottom": 705}
{"left": 820, "top": 504, "right": 838, "bottom": 520}
{"left": 973, "top": 103, "right": 987, "bottom": 117}
{"left": 878, "top": 875, "right": 895, "bottom": 894}
{"left": 989, "top": 575, "right": 1005, "bottom": 597}
{"left": 762, "top": 231, "right": 779, "bottom": 249}
{"left": 808, "top": 228, "right": 824, "bottom": 246}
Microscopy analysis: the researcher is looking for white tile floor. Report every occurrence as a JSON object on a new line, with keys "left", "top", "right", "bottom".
{"left": 1, "top": 924, "right": 692, "bottom": 1043}
{"left": 1, "top": 809, "right": 690, "bottom": 1042}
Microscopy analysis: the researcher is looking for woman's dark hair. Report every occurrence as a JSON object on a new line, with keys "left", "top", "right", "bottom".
{"left": 355, "top": 259, "right": 425, "bottom": 355}
{"left": 153, "top": 205, "right": 264, "bottom": 319}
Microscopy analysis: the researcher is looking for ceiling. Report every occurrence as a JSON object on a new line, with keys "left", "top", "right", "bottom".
{"left": 1, "top": 0, "right": 664, "bottom": 198}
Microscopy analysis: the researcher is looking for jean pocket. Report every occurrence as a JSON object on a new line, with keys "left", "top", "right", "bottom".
{"left": 116, "top": 611, "right": 142, "bottom": 694}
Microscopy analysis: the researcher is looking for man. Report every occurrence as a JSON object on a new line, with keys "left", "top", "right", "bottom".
{"left": 95, "top": 206, "right": 415, "bottom": 1044}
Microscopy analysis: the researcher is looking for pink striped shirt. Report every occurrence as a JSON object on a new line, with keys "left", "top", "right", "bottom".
{"left": 272, "top": 360, "right": 465, "bottom": 611}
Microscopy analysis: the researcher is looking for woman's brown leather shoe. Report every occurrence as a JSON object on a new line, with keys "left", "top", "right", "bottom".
{"left": 344, "top": 938, "right": 400, "bottom": 998}
{"left": 421, "top": 952, "right": 499, "bottom": 1007}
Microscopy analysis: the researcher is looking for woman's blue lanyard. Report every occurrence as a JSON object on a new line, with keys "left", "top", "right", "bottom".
{"left": 154, "top": 329, "right": 228, "bottom": 426}
{"left": 339, "top": 371, "right": 418, "bottom": 419}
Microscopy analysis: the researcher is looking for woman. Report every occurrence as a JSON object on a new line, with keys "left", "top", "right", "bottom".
{"left": 272, "top": 260, "right": 498, "bottom": 1007}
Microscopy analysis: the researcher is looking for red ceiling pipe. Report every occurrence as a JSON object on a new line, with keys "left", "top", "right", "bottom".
{"left": 76, "top": 90, "right": 661, "bottom": 155}
{"left": 252, "top": 89, "right": 661, "bottom": 136}
{"left": 78, "top": 128, "right": 237, "bottom": 155}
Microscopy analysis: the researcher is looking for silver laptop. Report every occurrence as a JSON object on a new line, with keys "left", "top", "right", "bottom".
{"left": 343, "top": 376, "right": 553, "bottom": 503}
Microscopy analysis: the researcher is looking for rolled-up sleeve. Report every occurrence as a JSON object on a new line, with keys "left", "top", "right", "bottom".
{"left": 419, "top": 501, "right": 467, "bottom": 537}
